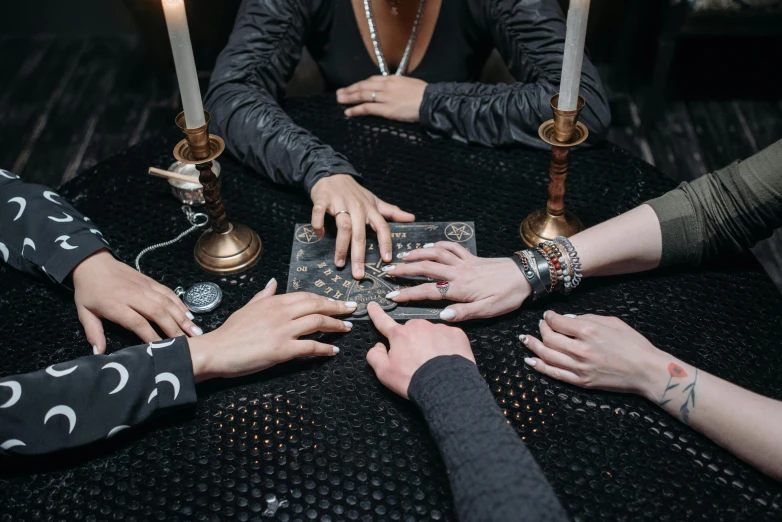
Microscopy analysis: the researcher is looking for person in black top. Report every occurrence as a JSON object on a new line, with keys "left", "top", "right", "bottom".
{"left": 364, "top": 302, "right": 569, "bottom": 522}
{"left": 205, "top": 0, "right": 611, "bottom": 280}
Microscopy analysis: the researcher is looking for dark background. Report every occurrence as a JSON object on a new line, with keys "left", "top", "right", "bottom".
{"left": 0, "top": 0, "right": 781, "bottom": 285}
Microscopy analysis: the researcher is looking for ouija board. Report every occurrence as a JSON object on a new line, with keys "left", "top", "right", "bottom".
{"left": 286, "top": 222, "right": 477, "bottom": 320}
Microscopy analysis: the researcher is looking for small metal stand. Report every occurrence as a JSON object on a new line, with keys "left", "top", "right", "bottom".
{"left": 520, "top": 94, "right": 589, "bottom": 248}
{"left": 173, "top": 111, "right": 262, "bottom": 275}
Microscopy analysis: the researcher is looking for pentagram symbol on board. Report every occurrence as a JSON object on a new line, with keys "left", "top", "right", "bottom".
{"left": 287, "top": 222, "right": 478, "bottom": 320}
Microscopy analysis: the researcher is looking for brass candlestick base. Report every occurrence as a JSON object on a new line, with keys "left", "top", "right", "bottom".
{"left": 174, "top": 112, "right": 262, "bottom": 275}
{"left": 520, "top": 95, "right": 588, "bottom": 247}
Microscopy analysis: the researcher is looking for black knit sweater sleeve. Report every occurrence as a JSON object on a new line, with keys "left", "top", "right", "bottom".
{"left": 408, "top": 355, "right": 568, "bottom": 522}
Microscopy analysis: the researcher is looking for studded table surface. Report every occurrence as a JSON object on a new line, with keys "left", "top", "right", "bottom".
{"left": 2, "top": 96, "right": 782, "bottom": 522}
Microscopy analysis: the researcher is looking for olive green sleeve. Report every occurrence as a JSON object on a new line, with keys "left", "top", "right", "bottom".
{"left": 645, "top": 139, "right": 782, "bottom": 267}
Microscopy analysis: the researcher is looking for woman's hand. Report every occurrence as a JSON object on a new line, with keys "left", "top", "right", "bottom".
{"left": 72, "top": 250, "right": 201, "bottom": 354}
{"left": 310, "top": 174, "right": 415, "bottom": 279}
{"left": 337, "top": 76, "right": 427, "bottom": 122}
{"left": 365, "top": 302, "right": 474, "bottom": 398}
{"left": 188, "top": 279, "right": 356, "bottom": 382}
{"left": 521, "top": 311, "right": 667, "bottom": 398}
{"left": 382, "top": 242, "right": 531, "bottom": 322}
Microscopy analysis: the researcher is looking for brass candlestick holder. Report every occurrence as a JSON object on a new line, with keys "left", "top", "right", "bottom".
{"left": 173, "top": 111, "right": 262, "bottom": 274}
{"left": 520, "top": 94, "right": 589, "bottom": 247}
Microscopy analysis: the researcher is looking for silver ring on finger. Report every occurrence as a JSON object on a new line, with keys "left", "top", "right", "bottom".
{"left": 336, "top": 210, "right": 351, "bottom": 217}
{"left": 371, "top": 91, "right": 377, "bottom": 103}
{"left": 436, "top": 281, "right": 450, "bottom": 300}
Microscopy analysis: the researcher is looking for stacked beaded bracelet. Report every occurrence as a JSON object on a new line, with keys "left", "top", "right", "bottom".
{"left": 539, "top": 240, "right": 571, "bottom": 293}
{"left": 554, "top": 236, "right": 582, "bottom": 290}
{"left": 511, "top": 237, "right": 582, "bottom": 298}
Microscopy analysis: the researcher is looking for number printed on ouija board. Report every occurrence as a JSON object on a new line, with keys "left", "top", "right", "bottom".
{"left": 286, "top": 222, "right": 477, "bottom": 320}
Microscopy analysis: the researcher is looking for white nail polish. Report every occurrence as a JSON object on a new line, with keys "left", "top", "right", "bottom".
{"left": 265, "top": 277, "right": 276, "bottom": 288}
{"left": 186, "top": 312, "right": 195, "bottom": 320}
{"left": 524, "top": 357, "right": 537, "bottom": 367}
{"left": 519, "top": 334, "right": 528, "bottom": 344}
{"left": 440, "top": 309, "right": 456, "bottom": 320}
{"left": 191, "top": 325, "right": 203, "bottom": 336}
{"left": 345, "top": 301, "right": 358, "bottom": 309}
{"left": 343, "top": 321, "right": 353, "bottom": 329}
{"left": 386, "top": 291, "right": 400, "bottom": 299}
{"left": 564, "top": 314, "right": 577, "bottom": 318}
{"left": 333, "top": 346, "right": 340, "bottom": 354}
{"left": 381, "top": 265, "right": 396, "bottom": 272}
{"left": 423, "top": 243, "right": 435, "bottom": 248}
{"left": 542, "top": 311, "right": 548, "bottom": 320}
{"left": 539, "top": 320, "right": 544, "bottom": 328}
{"left": 93, "top": 345, "right": 99, "bottom": 355}
{"left": 396, "top": 252, "right": 410, "bottom": 259}
{"left": 328, "top": 298, "right": 336, "bottom": 302}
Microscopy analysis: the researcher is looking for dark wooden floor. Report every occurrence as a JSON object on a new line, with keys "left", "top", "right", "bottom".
{"left": 2, "top": 35, "right": 781, "bottom": 288}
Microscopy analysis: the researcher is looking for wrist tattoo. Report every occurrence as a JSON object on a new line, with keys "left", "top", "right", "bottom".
{"left": 679, "top": 369, "right": 699, "bottom": 425}
{"left": 658, "top": 362, "right": 699, "bottom": 425}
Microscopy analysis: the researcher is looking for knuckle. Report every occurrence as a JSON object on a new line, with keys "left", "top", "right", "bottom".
{"left": 580, "top": 325, "right": 596, "bottom": 338}
{"left": 338, "top": 220, "right": 353, "bottom": 232}
{"left": 352, "top": 231, "right": 366, "bottom": 243}
{"left": 131, "top": 317, "right": 148, "bottom": 330}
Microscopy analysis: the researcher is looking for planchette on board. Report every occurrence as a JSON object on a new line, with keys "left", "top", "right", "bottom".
{"left": 286, "top": 221, "right": 477, "bottom": 321}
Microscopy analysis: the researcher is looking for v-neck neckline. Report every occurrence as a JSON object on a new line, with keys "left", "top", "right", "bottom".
{"left": 348, "top": 0, "right": 444, "bottom": 78}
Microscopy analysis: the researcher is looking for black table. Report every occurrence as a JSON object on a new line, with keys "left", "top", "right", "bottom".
{"left": 2, "top": 97, "right": 781, "bottom": 521}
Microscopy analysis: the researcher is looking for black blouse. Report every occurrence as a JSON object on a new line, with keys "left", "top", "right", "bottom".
{"left": 309, "top": 1, "right": 493, "bottom": 89}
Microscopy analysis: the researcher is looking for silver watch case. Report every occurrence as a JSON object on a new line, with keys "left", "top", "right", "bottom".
{"left": 176, "top": 282, "right": 223, "bottom": 313}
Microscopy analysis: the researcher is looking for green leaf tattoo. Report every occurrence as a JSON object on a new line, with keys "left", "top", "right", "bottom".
{"left": 679, "top": 369, "right": 699, "bottom": 425}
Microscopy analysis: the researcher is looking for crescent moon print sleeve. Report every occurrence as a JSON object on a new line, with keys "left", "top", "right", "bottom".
{"left": 0, "top": 336, "right": 197, "bottom": 456}
{"left": 0, "top": 169, "right": 110, "bottom": 283}
{"left": 408, "top": 356, "right": 568, "bottom": 522}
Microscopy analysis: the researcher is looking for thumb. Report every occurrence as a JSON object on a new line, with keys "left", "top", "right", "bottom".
{"left": 366, "top": 342, "right": 391, "bottom": 379}
{"left": 250, "top": 278, "right": 278, "bottom": 304}
{"left": 439, "top": 300, "right": 491, "bottom": 322}
{"left": 78, "top": 306, "right": 106, "bottom": 354}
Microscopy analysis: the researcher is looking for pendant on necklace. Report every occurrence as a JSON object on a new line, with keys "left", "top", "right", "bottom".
{"left": 176, "top": 282, "right": 223, "bottom": 313}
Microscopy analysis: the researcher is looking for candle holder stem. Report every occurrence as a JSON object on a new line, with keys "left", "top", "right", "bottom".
{"left": 174, "top": 111, "right": 262, "bottom": 275}
{"left": 520, "top": 95, "right": 588, "bottom": 248}
{"left": 196, "top": 161, "right": 228, "bottom": 233}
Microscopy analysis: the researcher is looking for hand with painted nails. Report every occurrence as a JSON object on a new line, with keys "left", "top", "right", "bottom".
{"left": 309, "top": 174, "right": 415, "bottom": 279}
{"left": 72, "top": 249, "right": 202, "bottom": 354}
{"left": 365, "top": 302, "right": 474, "bottom": 398}
{"left": 521, "top": 311, "right": 666, "bottom": 396}
{"left": 188, "top": 279, "right": 356, "bottom": 382}
{"left": 383, "top": 242, "right": 531, "bottom": 321}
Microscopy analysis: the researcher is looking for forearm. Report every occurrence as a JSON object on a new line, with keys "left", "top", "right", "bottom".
{"left": 204, "top": 0, "right": 359, "bottom": 192}
{"left": 427, "top": 0, "right": 609, "bottom": 148}
{"left": 640, "top": 353, "right": 782, "bottom": 480}
{"left": 569, "top": 204, "right": 663, "bottom": 278}
{"left": 0, "top": 171, "right": 109, "bottom": 283}
{"left": 0, "top": 337, "right": 197, "bottom": 456}
{"left": 409, "top": 355, "right": 568, "bottom": 522}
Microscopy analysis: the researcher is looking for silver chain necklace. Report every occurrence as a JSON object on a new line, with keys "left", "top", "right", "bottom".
{"left": 363, "top": 0, "right": 427, "bottom": 76}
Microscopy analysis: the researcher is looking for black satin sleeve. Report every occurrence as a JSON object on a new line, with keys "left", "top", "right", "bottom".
{"left": 419, "top": 0, "right": 610, "bottom": 149}
{"left": 0, "top": 169, "right": 110, "bottom": 284}
{"left": 204, "top": 0, "right": 361, "bottom": 193}
{"left": 0, "top": 337, "right": 197, "bottom": 456}
{"left": 408, "top": 355, "right": 568, "bottom": 522}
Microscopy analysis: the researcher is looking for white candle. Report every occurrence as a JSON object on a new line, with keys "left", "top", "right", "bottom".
{"left": 161, "top": 0, "right": 206, "bottom": 128}
{"left": 557, "top": 0, "right": 591, "bottom": 111}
